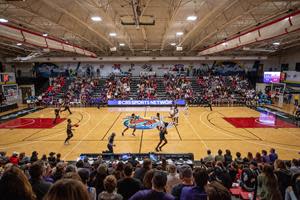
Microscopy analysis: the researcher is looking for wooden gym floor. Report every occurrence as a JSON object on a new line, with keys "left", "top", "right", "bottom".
{"left": 0, "top": 106, "right": 299, "bottom": 161}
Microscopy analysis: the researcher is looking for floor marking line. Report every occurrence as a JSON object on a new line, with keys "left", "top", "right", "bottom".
{"left": 101, "top": 112, "right": 122, "bottom": 141}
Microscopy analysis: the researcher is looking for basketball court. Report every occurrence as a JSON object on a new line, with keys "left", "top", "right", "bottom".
{"left": 0, "top": 106, "right": 299, "bottom": 161}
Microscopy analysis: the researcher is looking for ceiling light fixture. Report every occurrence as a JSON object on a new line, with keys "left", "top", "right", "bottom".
{"left": 0, "top": 18, "right": 8, "bottom": 23}
{"left": 119, "top": 43, "right": 125, "bottom": 46}
{"left": 16, "top": 43, "right": 22, "bottom": 46}
{"left": 91, "top": 16, "right": 102, "bottom": 22}
{"left": 176, "top": 46, "right": 183, "bottom": 51}
{"left": 273, "top": 42, "right": 280, "bottom": 45}
{"left": 176, "top": 32, "right": 183, "bottom": 36}
{"left": 170, "top": 43, "right": 176, "bottom": 46}
{"left": 109, "top": 32, "right": 117, "bottom": 37}
{"left": 187, "top": 16, "right": 197, "bottom": 21}
{"left": 42, "top": 33, "right": 48, "bottom": 37}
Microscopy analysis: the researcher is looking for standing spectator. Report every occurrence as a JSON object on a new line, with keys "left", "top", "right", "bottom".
{"left": 261, "top": 150, "right": 270, "bottom": 163}
{"left": 143, "top": 169, "right": 156, "bottom": 189}
{"left": 166, "top": 164, "right": 180, "bottom": 193}
{"left": 203, "top": 150, "right": 214, "bottom": 163}
{"left": 215, "top": 149, "right": 224, "bottom": 162}
{"left": 257, "top": 164, "right": 282, "bottom": 200}
{"left": 180, "top": 167, "right": 208, "bottom": 200}
{"left": 240, "top": 161, "right": 260, "bottom": 192}
{"left": 30, "top": 151, "right": 39, "bottom": 163}
{"left": 9, "top": 152, "right": 19, "bottom": 165}
{"left": 206, "top": 181, "right": 231, "bottom": 200}
{"left": 134, "top": 158, "right": 152, "bottom": 182}
{"left": 44, "top": 179, "right": 90, "bottom": 200}
{"left": 224, "top": 149, "right": 232, "bottom": 167}
{"left": 234, "top": 152, "right": 243, "bottom": 164}
{"left": 0, "top": 166, "right": 36, "bottom": 200}
{"left": 274, "top": 159, "right": 292, "bottom": 198}
{"left": 117, "top": 163, "right": 142, "bottom": 200}
{"left": 269, "top": 148, "right": 278, "bottom": 163}
{"left": 92, "top": 164, "right": 108, "bottom": 197}
{"left": 171, "top": 165, "right": 193, "bottom": 200}
{"left": 285, "top": 173, "right": 300, "bottom": 200}
{"left": 29, "top": 161, "right": 52, "bottom": 200}
{"left": 78, "top": 168, "right": 96, "bottom": 200}
{"left": 129, "top": 171, "right": 174, "bottom": 200}
{"left": 98, "top": 175, "right": 123, "bottom": 200}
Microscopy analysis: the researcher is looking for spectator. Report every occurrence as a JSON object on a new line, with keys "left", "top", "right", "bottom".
{"left": 134, "top": 158, "right": 152, "bottom": 182}
{"left": 235, "top": 152, "right": 243, "bottom": 164}
{"left": 78, "top": 168, "right": 97, "bottom": 200}
{"left": 274, "top": 159, "right": 292, "bottom": 198}
{"left": 240, "top": 161, "right": 260, "bottom": 192}
{"left": 269, "top": 148, "right": 278, "bottom": 163}
{"left": 98, "top": 175, "right": 123, "bottom": 200}
{"left": 171, "top": 165, "right": 193, "bottom": 200}
{"left": 257, "top": 164, "right": 282, "bottom": 200}
{"left": 92, "top": 164, "right": 108, "bottom": 197}
{"left": 30, "top": 151, "right": 39, "bottom": 163}
{"left": 224, "top": 149, "right": 232, "bottom": 167}
{"left": 29, "top": 161, "right": 52, "bottom": 200}
{"left": 285, "top": 173, "right": 300, "bottom": 200}
{"left": 206, "top": 181, "right": 231, "bottom": 200}
{"left": 180, "top": 167, "right": 208, "bottom": 200}
{"left": 262, "top": 150, "right": 270, "bottom": 163}
{"left": 0, "top": 166, "right": 36, "bottom": 200}
{"left": 166, "top": 164, "right": 180, "bottom": 193}
{"left": 113, "top": 162, "right": 125, "bottom": 180}
{"left": 290, "top": 159, "right": 300, "bottom": 175}
{"left": 9, "top": 152, "right": 19, "bottom": 165}
{"left": 51, "top": 162, "right": 66, "bottom": 182}
{"left": 203, "top": 150, "right": 214, "bottom": 163}
{"left": 117, "top": 163, "right": 142, "bottom": 200}
{"left": 215, "top": 149, "right": 224, "bottom": 162}
{"left": 44, "top": 179, "right": 90, "bottom": 200}
{"left": 129, "top": 171, "right": 174, "bottom": 200}
{"left": 143, "top": 169, "right": 156, "bottom": 189}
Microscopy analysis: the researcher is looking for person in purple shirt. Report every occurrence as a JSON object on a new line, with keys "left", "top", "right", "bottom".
{"left": 180, "top": 167, "right": 208, "bottom": 200}
{"left": 261, "top": 150, "right": 270, "bottom": 163}
{"left": 129, "top": 171, "right": 175, "bottom": 200}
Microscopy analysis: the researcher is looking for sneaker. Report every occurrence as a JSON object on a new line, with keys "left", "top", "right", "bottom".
{"left": 155, "top": 148, "right": 159, "bottom": 152}
{"left": 132, "top": 133, "right": 135, "bottom": 136}
{"left": 159, "top": 147, "right": 162, "bottom": 151}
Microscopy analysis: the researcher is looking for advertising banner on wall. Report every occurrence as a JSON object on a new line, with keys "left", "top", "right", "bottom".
{"left": 283, "top": 71, "right": 300, "bottom": 84}
{"left": 108, "top": 99, "right": 186, "bottom": 106}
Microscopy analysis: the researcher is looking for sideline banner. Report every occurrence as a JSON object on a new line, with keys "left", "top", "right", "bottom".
{"left": 108, "top": 99, "right": 186, "bottom": 106}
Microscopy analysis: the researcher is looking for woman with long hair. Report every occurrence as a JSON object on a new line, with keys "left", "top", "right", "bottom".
{"left": 257, "top": 164, "right": 282, "bottom": 200}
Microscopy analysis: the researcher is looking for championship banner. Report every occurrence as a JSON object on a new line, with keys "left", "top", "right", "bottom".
{"left": 108, "top": 99, "right": 186, "bottom": 106}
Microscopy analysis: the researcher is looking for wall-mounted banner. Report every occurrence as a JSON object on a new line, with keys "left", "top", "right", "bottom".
{"left": 108, "top": 99, "right": 186, "bottom": 106}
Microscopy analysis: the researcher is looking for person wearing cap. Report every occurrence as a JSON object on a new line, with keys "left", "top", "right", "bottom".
{"left": 129, "top": 171, "right": 174, "bottom": 200}
{"left": 171, "top": 165, "right": 193, "bottom": 200}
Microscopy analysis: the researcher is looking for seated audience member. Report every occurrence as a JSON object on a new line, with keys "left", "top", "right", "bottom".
{"left": 0, "top": 166, "right": 36, "bottom": 200}
{"left": 143, "top": 169, "right": 156, "bottom": 189}
{"left": 240, "top": 161, "right": 260, "bottom": 192}
{"left": 129, "top": 171, "right": 174, "bottom": 200}
{"left": 269, "top": 148, "right": 278, "bottom": 163}
{"left": 117, "top": 163, "right": 142, "bottom": 200}
{"left": 98, "top": 175, "right": 123, "bottom": 200}
{"left": 29, "top": 161, "right": 52, "bottom": 200}
{"left": 203, "top": 150, "right": 214, "bottom": 163}
{"left": 166, "top": 164, "right": 180, "bottom": 193}
{"left": 210, "top": 161, "right": 232, "bottom": 189}
{"left": 285, "top": 173, "right": 300, "bottom": 200}
{"left": 180, "top": 167, "right": 208, "bottom": 200}
{"left": 261, "top": 150, "right": 270, "bottom": 163}
{"left": 134, "top": 158, "right": 152, "bottom": 182}
{"left": 44, "top": 179, "right": 90, "bottom": 200}
{"left": 274, "top": 159, "right": 292, "bottom": 198}
{"left": 234, "top": 152, "right": 243, "bottom": 164}
{"left": 256, "top": 164, "right": 282, "bottom": 200}
{"left": 243, "top": 152, "right": 254, "bottom": 163}
{"left": 30, "top": 151, "right": 39, "bottom": 163}
{"left": 9, "top": 152, "right": 19, "bottom": 165}
{"left": 206, "top": 181, "right": 231, "bottom": 200}
{"left": 215, "top": 149, "right": 224, "bottom": 162}
{"left": 51, "top": 162, "right": 66, "bottom": 182}
{"left": 78, "top": 168, "right": 96, "bottom": 200}
{"left": 290, "top": 159, "right": 300, "bottom": 175}
{"left": 171, "top": 165, "right": 193, "bottom": 200}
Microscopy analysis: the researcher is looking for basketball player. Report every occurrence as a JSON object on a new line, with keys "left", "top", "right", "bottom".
{"left": 64, "top": 119, "right": 76, "bottom": 144}
{"left": 106, "top": 132, "right": 116, "bottom": 153}
{"left": 155, "top": 122, "right": 168, "bottom": 152}
{"left": 184, "top": 102, "right": 189, "bottom": 115}
{"left": 169, "top": 106, "right": 175, "bottom": 122}
{"left": 122, "top": 113, "right": 138, "bottom": 136}
{"left": 154, "top": 112, "right": 164, "bottom": 130}
{"left": 53, "top": 107, "right": 61, "bottom": 124}
{"left": 61, "top": 99, "right": 72, "bottom": 115}
{"left": 173, "top": 105, "right": 179, "bottom": 125}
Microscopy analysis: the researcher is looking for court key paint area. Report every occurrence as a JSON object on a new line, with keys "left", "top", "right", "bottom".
{"left": 0, "top": 106, "right": 299, "bottom": 161}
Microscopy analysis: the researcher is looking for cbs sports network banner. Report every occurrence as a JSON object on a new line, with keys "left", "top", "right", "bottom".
{"left": 108, "top": 99, "right": 186, "bottom": 106}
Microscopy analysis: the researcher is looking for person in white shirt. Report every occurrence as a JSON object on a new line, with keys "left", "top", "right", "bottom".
{"left": 166, "top": 164, "right": 181, "bottom": 193}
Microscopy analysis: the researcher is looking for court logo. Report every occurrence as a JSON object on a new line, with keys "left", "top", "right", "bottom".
{"left": 123, "top": 117, "right": 160, "bottom": 130}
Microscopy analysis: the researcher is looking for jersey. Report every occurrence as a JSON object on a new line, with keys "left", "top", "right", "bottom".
{"left": 159, "top": 128, "right": 167, "bottom": 140}
{"left": 67, "top": 123, "right": 72, "bottom": 134}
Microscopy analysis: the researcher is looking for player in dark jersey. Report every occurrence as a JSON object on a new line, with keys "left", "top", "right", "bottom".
{"left": 53, "top": 107, "right": 61, "bottom": 124}
{"left": 64, "top": 119, "right": 76, "bottom": 144}
{"left": 106, "top": 132, "right": 116, "bottom": 153}
{"left": 122, "top": 113, "right": 138, "bottom": 136}
{"left": 61, "top": 99, "right": 72, "bottom": 115}
{"left": 155, "top": 122, "right": 168, "bottom": 152}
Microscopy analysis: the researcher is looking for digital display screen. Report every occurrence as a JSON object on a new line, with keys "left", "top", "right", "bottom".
{"left": 108, "top": 99, "right": 186, "bottom": 106}
{"left": 263, "top": 72, "right": 280, "bottom": 83}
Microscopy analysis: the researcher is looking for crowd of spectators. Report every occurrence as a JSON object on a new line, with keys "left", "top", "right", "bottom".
{"left": 163, "top": 74, "right": 194, "bottom": 101}
{"left": 105, "top": 74, "right": 131, "bottom": 100}
{"left": 192, "top": 75, "right": 256, "bottom": 105}
{"left": 1, "top": 148, "right": 299, "bottom": 200}
{"left": 137, "top": 75, "right": 157, "bottom": 100}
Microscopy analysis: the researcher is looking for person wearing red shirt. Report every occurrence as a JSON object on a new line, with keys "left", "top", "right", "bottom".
{"left": 9, "top": 152, "right": 19, "bottom": 165}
